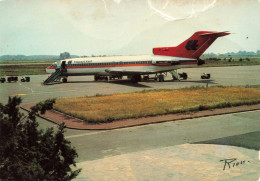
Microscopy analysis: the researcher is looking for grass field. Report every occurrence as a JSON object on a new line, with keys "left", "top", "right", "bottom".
{"left": 0, "top": 60, "right": 55, "bottom": 76}
{"left": 0, "top": 60, "right": 55, "bottom": 64}
{"left": 199, "top": 57, "right": 260, "bottom": 67}
{"left": 53, "top": 86, "right": 260, "bottom": 124}
{"left": 0, "top": 64, "right": 50, "bottom": 76}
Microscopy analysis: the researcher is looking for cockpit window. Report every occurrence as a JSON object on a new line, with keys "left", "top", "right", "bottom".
{"left": 50, "top": 63, "right": 57, "bottom": 67}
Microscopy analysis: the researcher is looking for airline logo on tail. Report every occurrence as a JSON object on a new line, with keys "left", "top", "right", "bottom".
{"left": 185, "top": 40, "right": 198, "bottom": 50}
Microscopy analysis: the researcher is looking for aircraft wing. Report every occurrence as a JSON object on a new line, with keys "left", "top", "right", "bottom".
{"left": 105, "top": 69, "right": 157, "bottom": 75}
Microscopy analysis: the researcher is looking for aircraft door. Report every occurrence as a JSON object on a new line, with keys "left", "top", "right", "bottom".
{"left": 61, "top": 61, "right": 66, "bottom": 69}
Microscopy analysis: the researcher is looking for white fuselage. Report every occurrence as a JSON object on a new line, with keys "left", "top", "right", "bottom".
{"left": 46, "top": 55, "right": 197, "bottom": 76}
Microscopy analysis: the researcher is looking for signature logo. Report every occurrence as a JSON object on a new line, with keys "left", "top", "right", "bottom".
{"left": 220, "top": 158, "right": 250, "bottom": 170}
{"left": 185, "top": 40, "right": 198, "bottom": 50}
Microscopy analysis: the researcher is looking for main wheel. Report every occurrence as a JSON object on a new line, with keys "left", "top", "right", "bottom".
{"left": 158, "top": 75, "right": 164, "bottom": 82}
{"left": 62, "top": 78, "right": 67, "bottom": 83}
{"left": 131, "top": 75, "right": 141, "bottom": 83}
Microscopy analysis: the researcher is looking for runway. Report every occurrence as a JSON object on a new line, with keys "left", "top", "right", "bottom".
{"left": 1, "top": 65, "right": 260, "bottom": 180}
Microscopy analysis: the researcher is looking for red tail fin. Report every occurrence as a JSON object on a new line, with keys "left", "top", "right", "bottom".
{"left": 153, "top": 31, "right": 230, "bottom": 59}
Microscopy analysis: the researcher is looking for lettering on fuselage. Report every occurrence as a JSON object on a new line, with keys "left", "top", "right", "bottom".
{"left": 185, "top": 40, "right": 198, "bottom": 50}
{"left": 74, "top": 60, "right": 92, "bottom": 64}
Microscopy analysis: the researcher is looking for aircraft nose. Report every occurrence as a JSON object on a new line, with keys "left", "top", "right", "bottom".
{"left": 46, "top": 67, "right": 52, "bottom": 73}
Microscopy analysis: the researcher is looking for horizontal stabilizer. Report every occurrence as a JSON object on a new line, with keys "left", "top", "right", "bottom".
{"left": 199, "top": 31, "right": 230, "bottom": 37}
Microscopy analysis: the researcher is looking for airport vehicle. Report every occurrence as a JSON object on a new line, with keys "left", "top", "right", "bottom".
{"left": 0, "top": 77, "right": 6, "bottom": 83}
{"left": 7, "top": 76, "right": 18, "bottom": 83}
{"left": 21, "top": 76, "right": 31, "bottom": 82}
{"left": 201, "top": 73, "right": 211, "bottom": 79}
{"left": 172, "top": 72, "right": 188, "bottom": 80}
{"left": 45, "top": 31, "right": 229, "bottom": 84}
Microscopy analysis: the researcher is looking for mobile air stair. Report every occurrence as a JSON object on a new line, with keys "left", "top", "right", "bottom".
{"left": 43, "top": 69, "right": 63, "bottom": 85}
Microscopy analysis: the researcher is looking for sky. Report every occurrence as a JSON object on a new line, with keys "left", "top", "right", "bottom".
{"left": 0, "top": 0, "right": 259, "bottom": 56}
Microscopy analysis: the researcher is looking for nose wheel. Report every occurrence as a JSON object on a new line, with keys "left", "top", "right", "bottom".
{"left": 62, "top": 78, "right": 67, "bottom": 83}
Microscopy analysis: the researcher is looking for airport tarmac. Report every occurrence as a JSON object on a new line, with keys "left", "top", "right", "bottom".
{"left": 1, "top": 65, "right": 260, "bottom": 180}
{"left": 0, "top": 65, "right": 260, "bottom": 104}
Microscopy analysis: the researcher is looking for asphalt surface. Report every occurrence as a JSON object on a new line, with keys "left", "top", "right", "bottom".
{"left": 0, "top": 65, "right": 260, "bottom": 104}
{"left": 1, "top": 65, "right": 260, "bottom": 180}
{"left": 64, "top": 110, "right": 260, "bottom": 162}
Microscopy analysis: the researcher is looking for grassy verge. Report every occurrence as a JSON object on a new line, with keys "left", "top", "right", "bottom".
{"left": 0, "top": 64, "right": 49, "bottom": 76}
{"left": 0, "top": 60, "right": 55, "bottom": 64}
{"left": 0, "top": 59, "right": 55, "bottom": 76}
{"left": 198, "top": 57, "right": 260, "bottom": 67}
{"left": 53, "top": 86, "right": 260, "bottom": 124}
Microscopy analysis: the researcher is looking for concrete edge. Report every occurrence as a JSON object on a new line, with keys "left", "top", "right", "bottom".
{"left": 20, "top": 104, "right": 260, "bottom": 130}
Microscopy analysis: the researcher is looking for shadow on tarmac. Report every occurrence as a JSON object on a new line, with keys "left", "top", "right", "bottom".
{"left": 177, "top": 79, "right": 217, "bottom": 84}
{"left": 55, "top": 79, "right": 216, "bottom": 87}
{"left": 107, "top": 80, "right": 152, "bottom": 88}
{"left": 64, "top": 79, "right": 152, "bottom": 88}
{"left": 193, "top": 131, "right": 260, "bottom": 150}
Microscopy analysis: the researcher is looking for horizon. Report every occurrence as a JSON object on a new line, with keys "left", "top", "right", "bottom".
{"left": 1, "top": 49, "right": 259, "bottom": 57}
{"left": 0, "top": 0, "right": 259, "bottom": 56}
{"left": 1, "top": 49, "right": 260, "bottom": 58}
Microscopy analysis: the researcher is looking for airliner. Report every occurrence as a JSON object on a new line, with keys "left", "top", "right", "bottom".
{"left": 45, "top": 31, "right": 229, "bottom": 84}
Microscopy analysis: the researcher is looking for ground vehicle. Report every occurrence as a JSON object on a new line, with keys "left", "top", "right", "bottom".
{"left": 0, "top": 77, "right": 6, "bottom": 83}
{"left": 7, "top": 76, "right": 18, "bottom": 82}
{"left": 201, "top": 73, "right": 211, "bottom": 79}
{"left": 179, "top": 72, "right": 188, "bottom": 80}
{"left": 21, "top": 77, "right": 31, "bottom": 82}
{"left": 172, "top": 72, "right": 188, "bottom": 80}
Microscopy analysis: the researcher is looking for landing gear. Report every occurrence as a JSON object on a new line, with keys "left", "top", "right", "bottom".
{"left": 158, "top": 74, "right": 165, "bottom": 82}
{"left": 109, "top": 75, "right": 123, "bottom": 80}
{"left": 131, "top": 75, "right": 141, "bottom": 83}
{"left": 94, "top": 75, "right": 108, "bottom": 81}
{"left": 143, "top": 75, "right": 158, "bottom": 81}
{"left": 62, "top": 78, "right": 67, "bottom": 83}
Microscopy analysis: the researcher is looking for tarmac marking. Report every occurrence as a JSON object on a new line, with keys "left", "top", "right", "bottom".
{"left": 16, "top": 93, "right": 27, "bottom": 96}
{"left": 18, "top": 81, "right": 34, "bottom": 93}
{"left": 13, "top": 89, "right": 78, "bottom": 96}
{"left": 65, "top": 131, "right": 109, "bottom": 139}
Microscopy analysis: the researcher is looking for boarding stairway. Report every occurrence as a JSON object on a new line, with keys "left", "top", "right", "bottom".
{"left": 43, "top": 69, "right": 63, "bottom": 85}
